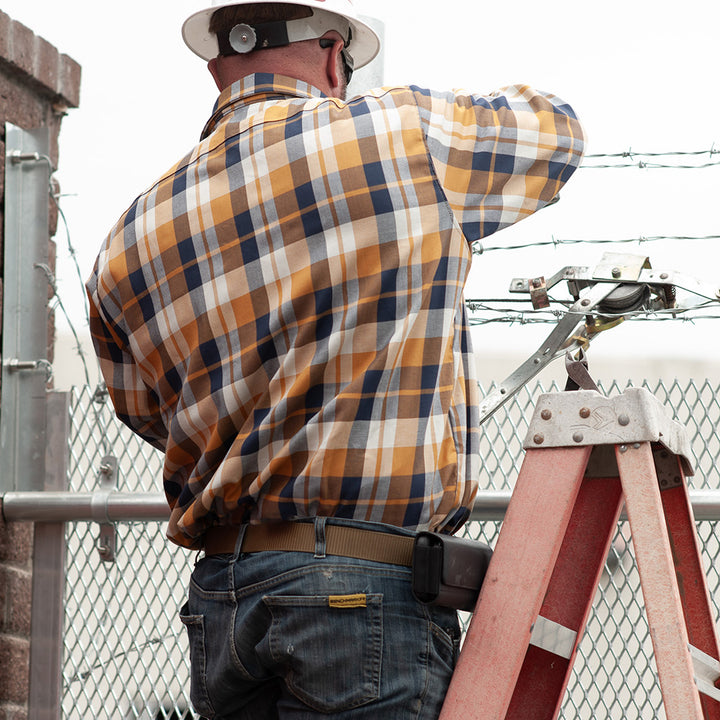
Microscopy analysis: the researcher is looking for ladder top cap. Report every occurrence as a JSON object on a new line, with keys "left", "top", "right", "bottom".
{"left": 523, "top": 388, "right": 693, "bottom": 473}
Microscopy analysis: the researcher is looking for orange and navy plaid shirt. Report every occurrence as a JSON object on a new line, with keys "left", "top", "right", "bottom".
{"left": 87, "top": 74, "right": 584, "bottom": 548}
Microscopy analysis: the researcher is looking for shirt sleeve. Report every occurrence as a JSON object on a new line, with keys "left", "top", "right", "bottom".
{"left": 411, "top": 83, "right": 586, "bottom": 242}
{"left": 86, "top": 249, "right": 168, "bottom": 453}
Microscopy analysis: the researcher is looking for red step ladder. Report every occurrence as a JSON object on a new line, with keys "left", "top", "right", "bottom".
{"left": 441, "top": 387, "right": 720, "bottom": 720}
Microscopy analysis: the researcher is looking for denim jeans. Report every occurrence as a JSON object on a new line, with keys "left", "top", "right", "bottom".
{"left": 180, "top": 518, "right": 460, "bottom": 719}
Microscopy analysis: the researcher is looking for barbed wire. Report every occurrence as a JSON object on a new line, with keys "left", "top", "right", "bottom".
{"left": 35, "top": 261, "right": 91, "bottom": 387}
{"left": 582, "top": 146, "right": 720, "bottom": 169}
{"left": 472, "top": 233, "right": 720, "bottom": 255}
{"left": 48, "top": 177, "right": 96, "bottom": 388}
{"left": 587, "top": 148, "right": 718, "bottom": 158}
{"left": 52, "top": 186, "right": 90, "bottom": 327}
{"left": 467, "top": 313, "right": 720, "bottom": 327}
{"left": 584, "top": 160, "right": 720, "bottom": 170}
{"left": 465, "top": 299, "right": 720, "bottom": 326}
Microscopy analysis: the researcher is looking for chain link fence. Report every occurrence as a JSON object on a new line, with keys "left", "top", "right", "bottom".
{"left": 62, "top": 376, "right": 720, "bottom": 719}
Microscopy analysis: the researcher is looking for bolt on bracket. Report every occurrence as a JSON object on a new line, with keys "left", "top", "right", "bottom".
{"left": 95, "top": 455, "right": 118, "bottom": 563}
{"left": 523, "top": 387, "right": 693, "bottom": 476}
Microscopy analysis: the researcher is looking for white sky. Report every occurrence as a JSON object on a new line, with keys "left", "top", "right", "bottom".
{"left": 2, "top": 0, "right": 719, "bottom": 382}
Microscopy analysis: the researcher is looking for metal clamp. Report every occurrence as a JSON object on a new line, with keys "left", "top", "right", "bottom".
{"left": 95, "top": 455, "right": 118, "bottom": 563}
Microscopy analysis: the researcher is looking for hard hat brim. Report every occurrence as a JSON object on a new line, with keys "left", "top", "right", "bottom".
{"left": 182, "top": 2, "right": 380, "bottom": 69}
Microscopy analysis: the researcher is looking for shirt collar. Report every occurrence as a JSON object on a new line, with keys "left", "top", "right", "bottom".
{"left": 201, "top": 73, "right": 327, "bottom": 139}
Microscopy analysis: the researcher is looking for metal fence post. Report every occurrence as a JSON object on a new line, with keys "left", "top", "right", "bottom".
{"left": 29, "top": 391, "right": 70, "bottom": 720}
{"left": 1, "top": 122, "right": 65, "bottom": 719}
{"left": 1, "top": 123, "right": 52, "bottom": 493}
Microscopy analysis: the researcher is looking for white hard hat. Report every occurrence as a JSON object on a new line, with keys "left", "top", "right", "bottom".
{"left": 182, "top": 0, "right": 381, "bottom": 69}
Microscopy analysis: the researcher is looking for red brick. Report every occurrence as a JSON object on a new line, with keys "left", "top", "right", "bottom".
{"left": 0, "top": 12, "right": 13, "bottom": 65}
{"left": 7, "top": 19, "right": 34, "bottom": 80}
{"left": 0, "top": 566, "right": 32, "bottom": 636}
{"left": 0, "top": 12, "right": 80, "bottom": 110}
{"left": 0, "top": 521, "right": 33, "bottom": 568}
{"left": 0, "top": 704, "right": 28, "bottom": 720}
{"left": 48, "top": 185, "right": 59, "bottom": 238}
{"left": 0, "top": 636, "right": 29, "bottom": 704}
{"left": 34, "top": 36, "right": 59, "bottom": 97}
{"left": 58, "top": 54, "right": 81, "bottom": 109}
{"left": 0, "top": 74, "right": 48, "bottom": 129}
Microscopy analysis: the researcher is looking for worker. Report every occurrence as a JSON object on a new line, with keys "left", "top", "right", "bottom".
{"left": 86, "top": 1, "right": 585, "bottom": 717}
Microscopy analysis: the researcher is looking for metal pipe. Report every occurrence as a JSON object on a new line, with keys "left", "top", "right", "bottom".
{"left": 684, "top": 490, "right": 720, "bottom": 521}
{"left": 470, "top": 490, "right": 720, "bottom": 523}
{"left": 3, "top": 489, "right": 720, "bottom": 524}
{"left": 1, "top": 492, "right": 169, "bottom": 522}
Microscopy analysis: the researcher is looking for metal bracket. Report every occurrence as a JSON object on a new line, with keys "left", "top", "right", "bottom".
{"left": 523, "top": 388, "right": 693, "bottom": 475}
{"left": 528, "top": 276, "right": 550, "bottom": 309}
{"left": 652, "top": 445, "right": 685, "bottom": 491}
{"left": 509, "top": 251, "right": 720, "bottom": 305}
{"left": 95, "top": 456, "right": 118, "bottom": 563}
{"left": 592, "top": 252, "right": 651, "bottom": 282}
{"left": 1, "top": 124, "right": 53, "bottom": 493}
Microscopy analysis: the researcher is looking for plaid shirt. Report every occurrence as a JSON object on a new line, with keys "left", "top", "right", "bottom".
{"left": 87, "top": 74, "right": 584, "bottom": 548}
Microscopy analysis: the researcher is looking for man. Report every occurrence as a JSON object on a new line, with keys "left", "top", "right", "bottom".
{"left": 86, "top": 1, "right": 585, "bottom": 717}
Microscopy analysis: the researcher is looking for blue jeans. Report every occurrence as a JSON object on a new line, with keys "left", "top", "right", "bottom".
{"left": 180, "top": 518, "right": 460, "bottom": 719}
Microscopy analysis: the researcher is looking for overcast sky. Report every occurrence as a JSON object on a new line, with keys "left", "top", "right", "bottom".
{"left": 2, "top": 0, "right": 718, "bottom": 384}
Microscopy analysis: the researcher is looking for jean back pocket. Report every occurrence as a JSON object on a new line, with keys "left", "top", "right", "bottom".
{"left": 262, "top": 593, "right": 383, "bottom": 713}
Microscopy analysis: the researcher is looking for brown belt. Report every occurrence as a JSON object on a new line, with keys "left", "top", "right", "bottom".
{"left": 203, "top": 521, "right": 414, "bottom": 567}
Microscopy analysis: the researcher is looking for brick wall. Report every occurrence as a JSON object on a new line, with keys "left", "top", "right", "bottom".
{"left": 0, "top": 522, "right": 33, "bottom": 720}
{"left": 0, "top": 11, "right": 80, "bottom": 718}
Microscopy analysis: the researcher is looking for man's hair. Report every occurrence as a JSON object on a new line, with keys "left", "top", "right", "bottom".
{"left": 209, "top": 3, "right": 313, "bottom": 34}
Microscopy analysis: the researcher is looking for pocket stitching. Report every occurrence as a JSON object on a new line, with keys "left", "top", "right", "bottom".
{"left": 179, "top": 609, "right": 217, "bottom": 717}
{"left": 264, "top": 593, "right": 383, "bottom": 712}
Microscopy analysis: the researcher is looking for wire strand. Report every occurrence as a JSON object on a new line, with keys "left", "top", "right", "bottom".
{"left": 582, "top": 146, "right": 720, "bottom": 169}
{"left": 472, "top": 234, "right": 720, "bottom": 255}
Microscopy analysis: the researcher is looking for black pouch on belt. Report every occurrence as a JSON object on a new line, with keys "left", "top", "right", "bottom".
{"left": 411, "top": 532, "right": 493, "bottom": 612}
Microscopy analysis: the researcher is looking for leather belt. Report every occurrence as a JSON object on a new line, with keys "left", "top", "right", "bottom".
{"left": 203, "top": 521, "right": 414, "bottom": 567}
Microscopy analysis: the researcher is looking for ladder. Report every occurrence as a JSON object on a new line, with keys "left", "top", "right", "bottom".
{"left": 441, "top": 387, "right": 720, "bottom": 720}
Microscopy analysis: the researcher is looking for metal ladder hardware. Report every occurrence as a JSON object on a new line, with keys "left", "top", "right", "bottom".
{"left": 441, "top": 387, "right": 720, "bottom": 720}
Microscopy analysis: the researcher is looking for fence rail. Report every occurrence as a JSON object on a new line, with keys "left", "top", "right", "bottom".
{"left": 6, "top": 489, "right": 720, "bottom": 523}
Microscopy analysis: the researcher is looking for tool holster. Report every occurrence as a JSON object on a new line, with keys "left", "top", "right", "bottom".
{"left": 411, "top": 531, "right": 493, "bottom": 612}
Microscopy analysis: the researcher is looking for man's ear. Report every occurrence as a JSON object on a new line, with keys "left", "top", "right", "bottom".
{"left": 208, "top": 58, "right": 224, "bottom": 91}
{"left": 324, "top": 39, "right": 343, "bottom": 97}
